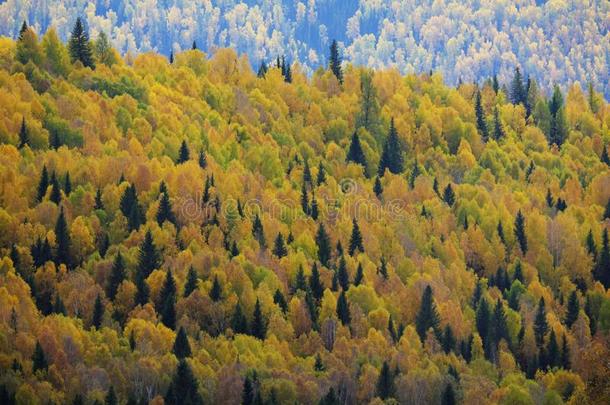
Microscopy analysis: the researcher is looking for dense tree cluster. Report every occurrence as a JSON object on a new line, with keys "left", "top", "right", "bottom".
{"left": 0, "top": 27, "right": 609, "bottom": 405}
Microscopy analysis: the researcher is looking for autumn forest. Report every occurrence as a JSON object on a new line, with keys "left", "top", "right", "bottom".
{"left": 0, "top": 15, "right": 610, "bottom": 405}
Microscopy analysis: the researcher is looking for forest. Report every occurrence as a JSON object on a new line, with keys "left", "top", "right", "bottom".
{"left": 0, "top": 17, "right": 609, "bottom": 405}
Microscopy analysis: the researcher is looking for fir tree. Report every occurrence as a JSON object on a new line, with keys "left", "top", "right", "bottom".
{"left": 565, "top": 290, "right": 579, "bottom": 328}
{"left": 586, "top": 229, "right": 597, "bottom": 258}
{"left": 534, "top": 297, "right": 549, "bottom": 346}
{"left": 514, "top": 210, "right": 528, "bottom": 255}
{"left": 348, "top": 218, "right": 364, "bottom": 256}
{"left": 54, "top": 207, "right": 72, "bottom": 268}
{"left": 106, "top": 252, "right": 125, "bottom": 300}
{"left": 376, "top": 361, "right": 395, "bottom": 400}
{"left": 471, "top": 280, "right": 483, "bottom": 308}
{"left": 336, "top": 290, "right": 350, "bottom": 325}
{"left": 157, "top": 190, "right": 177, "bottom": 226}
{"left": 475, "top": 90, "right": 488, "bottom": 141}
{"left": 513, "top": 261, "right": 524, "bottom": 283}
{"left": 373, "top": 176, "right": 383, "bottom": 198}
{"left": 604, "top": 198, "right": 610, "bottom": 220}
{"left": 315, "top": 223, "right": 331, "bottom": 267}
{"left": 273, "top": 289, "right": 288, "bottom": 314}
{"left": 328, "top": 39, "right": 343, "bottom": 84}
{"left": 415, "top": 286, "right": 440, "bottom": 342}
{"left": 137, "top": 230, "right": 160, "bottom": 277}
{"left": 242, "top": 375, "right": 255, "bottom": 405}
{"left": 300, "top": 182, "right": 309, "bottom": 215}
{"left": 442, "top": 325, "right": 456, "bottom": 354}
{"left": 198, "top": 149, "right": 207, "bottom": 169}
{"left": 252, "top": 214, "right": 266, "bottom": 249}
{"left": 32, "top": 341, "right": 48, "bottom": 373}
{"left": 510, "top": 67, "right": 526, "bottom": 105}
{"left": 337, "top": 255, "right": 349, "bottom": 291}
{"left": 378, "top": 118, "right": 404, "bottom": 175}
{"left": 69, "top": 17, "right": 95, "bottom": 68}
{"left": 294, "top": 265, "right": 308, "bottom": 293}
{"left": 408, "top": 161, "right": 420, "bottom": 189}
{"left": 53, "top": 293, "right": 66, "bottom": 315}
{"left": 105, "top": 386, "right": 117, "bottom": 405}
{"left": 493, "top": 106, "right": 504, "bottom": 140}
{"left": 443, "top": 183, "right": 456, "bottom": 207}
{"left": 177, "top": 140, "right": 190, "bottom": 163}
{"left": 272, "top": 233, "right": 287, "bottom": 258}
{"left": 316, "top": 162, "right": 326, "bottom": 185}
{"left": 561, "top": 334, "right": 570, "bottom": 369}
{"left": 49, "top": 172, "right": 61, "bottom": 204}
{"left": 346, "top": 132, "right": 367, "bottom": 169}
{"left": 18, "top": 117, "right": 29, "bottom": 149}
{"left": 310, "top": 196, "right": 319, "bottom": 220}
{"left": 164, "top": 359, "right": 204, "bottom": 405}
{"left": 173, "top": 326, "right": 192, "bottom": 359}
{"left": 183, "top": 267, "right": 198, "bottom": 297}
{"left": 251, "top": 298, "right": 267, "bottom": 340}
{"left": 303, "top": 159, "right": 312, "bottom": 185}
{"left": 353, "top": 263, "right": 364, "bottom": 286}
{"left": 94, "top": 187, "right": 104, "bottom": 210}
{"left": 319, "top": 388, "right": 338, "bottom": 405}
{"left": 491, "top": 299, "right": 509, "bottom": 349}
{"left": 257, "top": 60, "right": 268, "bottom": 78}
{"left": 18, "top": 20, "right": 28, "bottom": 40}
{"left": 546, "top": 188, "right": 554, "bottom": 208}
{"left": 209, "top": 275, "right": 222, "bottom": 302}
{"left": 159, "top": 270, "right": 177, "bottom": 329}
{"left": 120, "top": 184, "right": 144, "bottom": 231}
{"left": 441, "top": 384, "right": 456, "bottom": 405}
{"left": 378, "top": 258, "right": 388, "bottom": 280}
{"left": 601, "top": 146, "right": 610, "bottom": 166}
{"left": 309, "top": 263, "right": 324, "bottom": 300}
{"left": 36, "top": 165, "right": 49, "bottom": 202}
{"left": 232, "top": 303, "right": 248, "bottom": 334}
{"left": 594, "top": 229, "right": 610, "bottom": 288}
{"left": 314, "top": 353, "right": 325, "bottom": 371}
{"left": 475, "top": 299, "right": 491, "bottom": 357}
{"left": 230, "top": 241, "right": 240, "bottom": 258}
{"left": 64, "top": 172, "right": 72, "bottom": 195}
{"left": 546, "top": 330, "right": 560, "bottom": 369}
{"left": 91, "top": 294, "right": 104, "bottom": 329}
{"left": 191, "top": 41, "right": 197, "bottom": 50}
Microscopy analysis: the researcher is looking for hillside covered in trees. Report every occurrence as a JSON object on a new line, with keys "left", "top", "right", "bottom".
{"left": 1, "top": 19, "right": 610, "bottom": 405}
{"left": 0, "top": 0, "right": 608, "bottom": 98}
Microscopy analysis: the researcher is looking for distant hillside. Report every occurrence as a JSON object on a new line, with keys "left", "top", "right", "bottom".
{"left": 0, "top": 0, "right": 608, "bottom": 97}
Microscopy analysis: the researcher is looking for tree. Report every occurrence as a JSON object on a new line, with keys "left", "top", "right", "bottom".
{"left": 32, "top": 341, "right": 48, "bottom": 373}
{"left": 257, "top": 60, "right": 268, "bottom": 77}
{"left": 63, "top": 172, "right": 72, "bottom": 196}
{"left": 106, "top": 252, "right": 125, "bottom": 300}
{"left": 273, "top": 289, "right": 288, "bottom": 313}
{"left": 183, "top": 267, "right": 198, "bottom": 297}
{"left": 354, "top": 263, "right": 364, "bottom": 286}
{"left": 105, "top": 386, "right": 117, "bottom": 405}
{"left": 442, "top": 325, "right": 456, "bottom": 354}
{"left": 549, "top": 86, "right": 568, "bottom": 146}
{"left": 376, "top": 361, "right": 395, "bottom": 400}
{"left": 164, "top": 359, "right": 204, "bottom": 405}
{"left": 173, "top": 326, "right": 192, "bottom": 359}
{"left": 272, "top": 233, "right": 287, "bottom": 258}
{"left": 69, "top": 17, "right": 95, "bottom": 68}
{"left": 328, "top": 40, "right": 343, "bottom": 84}
{"left": 157, "top": 190, "right": 177, "bottom": 226}
{"left": 586, "top": 229, "right": 598, "bottom": 258}
{"left": 177, "top": 140, "right": 190, "bottom": 163}
{"left": 514, "top": 210, "right": 528, "bottom": 255}
{"left": 209, "top": 275, "right": 222, "bottom": 302}
{"left": 493, "top": 106, "right": 504, "bottom": 140}
{"left": 300, "top": 182, "right": 309, "bottom": 215}
{"left": 303, "top": 159, "right": 312, "bottom": 185}
{"left": 336, "top": 290, "right": 351, "bottom": 325}
{"left": 565, "top": 290, "right": 579, "bottom": 328}
{"left": 251, "top": 299, "right": 267, "bottom": 339}
{"left": 348, "top": 218, "right": 364, "bottom": 256}
{"left": 316, "top": 224, "right": 331, "bottom": 267}
{"left": 476, "top": 299, "right": 491, "bottom": 356}
{"left": 198, "top": 150, "right": 207, "bottom": 169}
{"left": 18, "top": 117, "right": 29, "bottom": 149}
{"left": 159, "top": 270, "right": 177, "bottom": 329}
{"left": 415, "top": 286, "right": 440, "bottom": 341}
{"left": 232, "top": 303, "right": 248, "bottom": 334}
{"left": 337, "top": 256, "right": 349, "bottom": 291}
{"left": 346, "top": 132, "right": 368, "bottom": 171}
{"left": 594, "top": 229, "right": 610, "bottom": 288}
{"left": 373, "top": 176, "right": 383, "bottom": 198}
{"left": 601, "top": 146, "right": 610, "bottom": 166}
{"left": 355, "top": 70, "right": 382, "bottom": 142}
{"left": 546, "top": 330, "right": 560, "bottom": 369}
{"left": 92, "top": 294, "right": 104, "bottom": 329}
{"left": 191, "top": 41, "right": 197, "bottom": 50}
{"left": 475, "top": 90, "right": 488, "bottom": 141}
{"left": 309, "top": 263, "right": 324, "bottom": 300}
{"left": 50, "top": 172, "right": 61, "bottom": 204}
{"left": 54, "top": 207, "right": 72, "bottom": 268}
{"left": 378, "top": 258, "right": 388, "bottom": 280}
{"left": 510, "top": 67, "right": 526, "bottom": 105}
{"left": 491, "top": 299, "right": 509, "bottom": 349}
{"left": 319, "top": 388, "right": 338, "bottom": 405}
{"left": 120, "top": 184, "right": 144, "bottom": 231}
{"left": 316, "top": 161, "right": 326, "bottom": 185}
{"left": 378, "top": 118, "right": 404, "bottom": 175}
{"left": 441, "top": 384, "right": 456, "bottom": 405}
{"left": 137, "top": 230, "right": 161, "bottom": 277}
{"left": 534, "top": 298, "right": 549, "bottom": 346}
{"left": 604, "top": 198, "right": 610, "bottom": 220}
{"left": 36, "top": 165, "right": 49, "bottom": 202}
{"left": 18, "top": 20, "right": 28, "bottom": 40}
{"left": 252, "top": 214, "right": 266, "bottom": 249}
{"left": 443, "top": 183, "right": 456, "bottom": 207}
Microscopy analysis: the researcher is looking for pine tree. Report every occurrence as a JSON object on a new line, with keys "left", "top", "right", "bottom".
{"left": 164, "top": 359, "right": 204, "bottom": 405}
{"left": 586, "top": 229, "right": 597, "bottom": 258}
{"left": 242, "top": 375, "right": 255, "bottom": 405}
{"left": 272, "top": 233, "right": 287, "bottom": 258}
{"left": 251, "top": 298, "right": 267, "bottom": 340}
{"left": 32, "top": 341, "right": 48, "bottom": 373}
{"left": 337, "top": 255, "right": 349, "bottom": 291}
{"left": 310, "top": 196, "right": 319, "bottom": 220}
{"left": 510, "top": 67, "right": 526, "bottom": 105}
{"left": 604, "top": 198, "right": 610, "bottom": 220}
{"left": 90, "top": 293, "right": 104, "bottom": 329}
{"left": 355, "top": 70, "right": 382, "bottom": 142}
{"left": 546, "top": 330, "right": 560, "bottom": 369}
{"left": 415, "top": 286, "right": 440, "bottom": 342}
{"left": 441, "top": 325, "right": 456, "bottom": 354}
{"left": 104, "top": 386, "right": 117, "bottom": 405}
{"left": 346, "top": 132, "right": 367, "bottom": 169}
{"left": 316, "top": 223, "right": 331, "bottom": 267}
{"left": 441, "top": 384, "right": 456, "bottom": 405}
{"left": 336, "top": 290, "right": 350, "bottom": 325}
{"left": 197, "top": 149, "right": 207, "bottom": 169}
{"left": 18, "top": 117, "right": 29, "bottom": 149}
{"left": 106, "top": 252, "right": 125, "bottom": 300}
{"left": 159, "top": 270, "right": 177, "bottom": 329}
{"left": 18, "top": 20, "right": 28, "bottom": 40}
{"left": 348, "top": 218, "right": 364, "bottom": 256}
{"left": 354, "top": 263, "right": 364, "bottom": 286}
{"left": 173, "top": 326, "right": 192, "bottom": 359}
{"left": 257, "top": 60, "right": 268, "bottom": 78}
{"left": 49, "top": 172, "right": 61, "bottom": 204}
{"left": 36, "top": 165, "right": 49, "bottom": 202}
{"left": 475, "top": 299, "right": 491, "bottom": 357}
{"left": 232, "top": 303, "right": 248, "bottom": 334}
{"left": 408, "top": 161, "right": 420, "bottom": 189}
{"left": 314, "top": 353, "right": 325, "bottom": 371}
{"left": 316, "top": 162, "right": 326, "bottom": 185}
{"left": 594, "top": 229, "right": 610, "bottom": 288}
{"left": 319, "top": 388, "right": 338, "bottom": 405}
{"left": 561, "top": 334, "right": 570, "bottom": 369}
{"left": 273, "top": 289, "right": 288, "bottom": 314}
{"left": 443, "top": 183, "right": 456, "bottom": 207}
{"left": 183, "top": 267, "right": 198, "bottom": 297}
{"left": 177, "top": 140, "right": 190, "bottom": 164}
{"left": 376, "top": 361, "right": 395, "bottom": 400}
{"left": 373, "top": 176, "right": 383, "bottom": 198}
{"left": 491, "top": 299, "right": 509, "bottom": 349}
{"left": 53, "top": 293, "right": 66, "bottom": 315}
{"left": 378, "top": 258, "right": 388, "bottom": 280}
{"left": 601, "top": 146, "right": 610, "bottom": 166}
{"left": 471, "top": 280, "right": 483, "bottom": 308}
{"left": 475, "top": 90, "right": 488, "bottom": 141}
{"left": 137, "top": 230, "right": 160, "bottom": 277}
{"left": 300, "top": 182, "right": 309, "bottom": 215}
{"left": 303, "top": 159, "right": 312, "bottom": 185}
{"left": 94, "top": 187, "right": 104, "bottom": 210}
{"left": 514, "top": 210, "right": 528, "bottom": 255}
{"left": 493, "top": 106, "right": 504, "bottom": 140}
{"left": 64, "top": 172, "right": 72, "bottom": 195}
{"left": 157, "top": 190, "right": 177, "bottom": 226}
{"left": 565, "top": 290, "right": 579, "bottom": 328}
{"left": 534, "top": 297, "right": 549, "bottom": 347}
{"left": 549, "top": 86, "right": 567, "bottom": 146}
{"left": 328, "top": 40, "right": 343, "bottom": 84}
{"left": 54, "top": 207, "right": 72, "bottom": 268}
{"left": 251, "top": 214, "right": 266, "bottom": 249}
{"left": 191, "top": 41, "right": 197, "bottom": 50}
{"left": 209, "top": 275, "right": 222, "bottom": 302}
{"left": 309, "top": 263, "right": 324, "bottom": 300}
{"left": 378, "top": 118, "right": 404, "bottom": 175}
{"left": 293, "top": 265, "right": 308, "bottom": 293}
{"left": 546, "top": 188, "right": 554, "bottom": 208}
{"left": 69, "top": 17, "right": 95, "bottom": 68}
{"left": 120, "top": 184, "right": 144, "bottom": 231}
